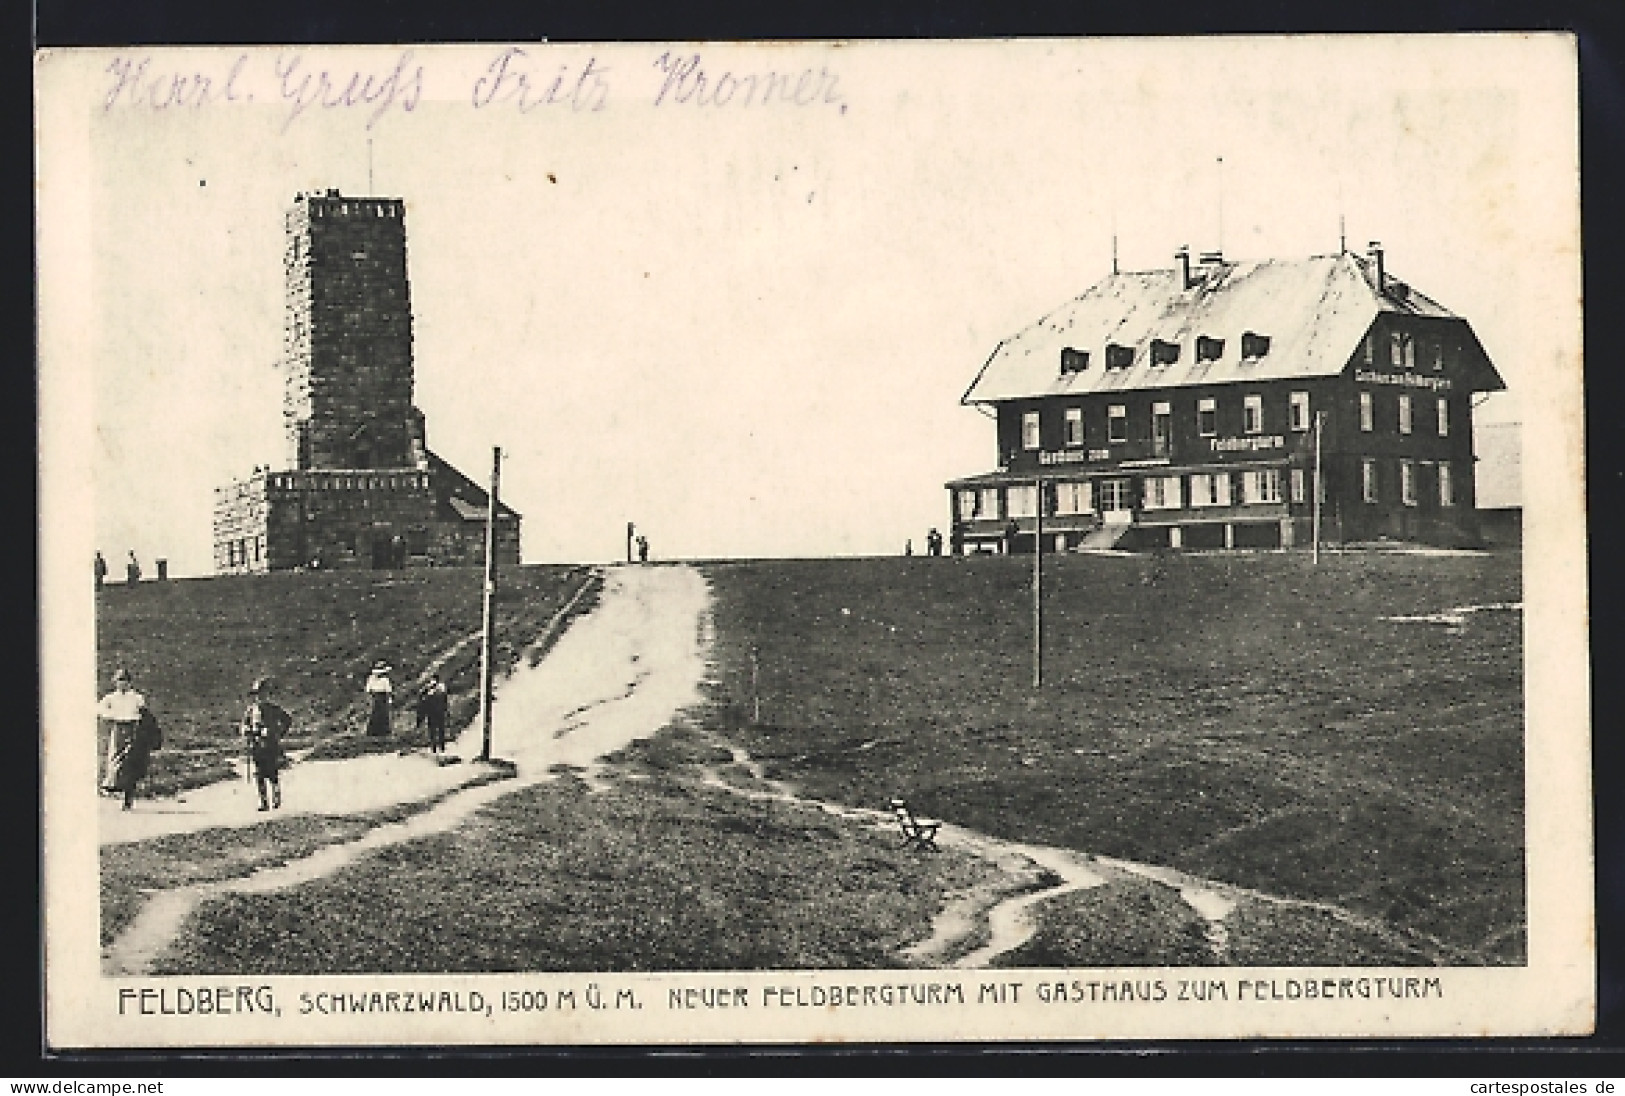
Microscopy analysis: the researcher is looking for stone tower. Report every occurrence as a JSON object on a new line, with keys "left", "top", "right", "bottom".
{"left": 213, "top": 190, "right": 520, "bottom": 574}
{"left": 282, "top": 189, "right": 425, "bottom": 472}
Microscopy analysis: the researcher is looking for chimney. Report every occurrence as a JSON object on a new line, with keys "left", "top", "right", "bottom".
{"left": 1368, "top": 240, "right": 1384, "bottom": 292}
{"left": 1176, "top": 245, "right": 1192, "bottom": 290}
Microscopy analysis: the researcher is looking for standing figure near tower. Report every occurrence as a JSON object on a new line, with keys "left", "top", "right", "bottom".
{"left": 365, "top": 661, "right": 394, "bottom": 736}
{"left": 241, "top": 678, "right": 290, "bottom": 811}
{"left": 125, "top": 551, "right": 141, "bottom": 586}
{"left": 414, "top": 674, "right": 450, "bottom": 754}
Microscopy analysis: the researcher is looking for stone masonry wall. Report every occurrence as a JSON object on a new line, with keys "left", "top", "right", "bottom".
{"left": 283, "top": 192, "right": 416, "bottom": 472}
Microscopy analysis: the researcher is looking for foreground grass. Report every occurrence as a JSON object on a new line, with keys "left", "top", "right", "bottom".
{"left": 156, "top": 769, "right": 999, "bottom": 974}
{"left": 698, "top": 552, "right": 1524, "bottom": 963}
{"left": 101, "top": 767, "right": 515, "bottom": 948}
{"left": 96, "top": 566, "right": 596, "bottom": 795}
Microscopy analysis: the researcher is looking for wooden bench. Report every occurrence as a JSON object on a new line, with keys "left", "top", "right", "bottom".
{"left": 889, "top": 798, "right": 941, "bottom": 849}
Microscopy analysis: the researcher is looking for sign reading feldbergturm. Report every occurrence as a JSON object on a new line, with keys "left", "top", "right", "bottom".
{"left": 212, "top": 190, "right": 520, "bottom": 573}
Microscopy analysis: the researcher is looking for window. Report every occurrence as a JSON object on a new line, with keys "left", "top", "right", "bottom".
{"left": 1064, "top": 407, "right": 1084, "bottom": 447}
{"left": 979, "top": 488, "right": 1000, "bottom": 519}
{"left": 1362, "top": 459, "right": 1379, "bottom": 503}
{"left": 1363, "top": 333, "right": 1375, "bottom": 365}
{"left": 1437, "top": 398, "right": 1450, "bottom": 437}
{"left": 1290, "top": 391, "right": 1311, "bottom": 432}
{"left": 1190, "top": 472, "right": 1232, "bottom": 507}
{"left": 1105, "top": 343, "right": 1134, "bottom": 369}
{"left": 1243, "top": 469, "right": 1283, "bottom": 504}
{"left": 958, "top": 490, "right": 977, "bottom": 520}
{"left": 1056, "top": 481, "right": 1093, "bottom": 514}
{"left": 1197, "top": 397, "right": 1218, "bottom": 437}
{"left": 1098, "top": 478, "right": 1133, "bottom": 511}
{"left": 1021, "top": 411, "right": 1041, "bottom": 450}
{"left": 1196, "top": 336, "right": 1225, "bottom": 363}
{"left": 1061, "top": 347, "right": 1089, "bottom": 373}
{"left": 1428, "top": 339, "right": 1444, "bottom": 371}
{"left": 1243, "top": 394, "right": 1264, "bottom": 435}
{"left": 1241, "top": 331, "right": 1271, "bottom": 360}
{"left": 1150, "top": 339, "right": 1180, "bottom": 366}
{"left": 1389, "top": 330, "right": 1415, "bottom": 368}
{"left": 1152, "top": 402, "right": 1172, "bottom": 456}
{"left": 1398, "top": 394, "right": 1413, "bottom": 435}
{"left": 1439, "top": 463, "right": 1455, "bottom": 507}
{"left": 1007, "top": 485, "right": 1037, "bottom": 518}
{"left": 1145, "top": 475, "right": 1182, "bottom": 510}
{"left": 1290, "top": 468, "right": 1307, "bottom": 504}
{"left": 1108, "top": 405, "right": 1127, "bottom": 443}
{"left": 1359, "top": 392, "right": 1374, "bottom": 432}
{"left": 1401, "top": 461, "right": 1417, "bottom": 506}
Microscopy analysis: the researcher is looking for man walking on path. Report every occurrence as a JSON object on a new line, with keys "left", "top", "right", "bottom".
{"left": 414, "top": 674, "right": 450, "bottom": 754}
{"left": 241, "top": 678, "right": 291, "bottom": 811}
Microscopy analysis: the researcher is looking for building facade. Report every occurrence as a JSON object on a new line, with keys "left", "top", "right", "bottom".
{"left": 947, "top": 245, "right": 1504, "bottom": 553}
{"left": 214, "top": 191, "right": 520, "bottom": 573}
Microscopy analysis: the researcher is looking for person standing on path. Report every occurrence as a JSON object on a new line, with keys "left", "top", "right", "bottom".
{"left": 636, "top": 535, "right": 649, "bottom": 563}
{"left": 241, "top": 678, "right": 291, "bottom": 811}
{"left": 365, "top": 661, "right": 394, "bottom": 737}
{"left": 98, "top": 668, "right": 159, "bottom": 810}
{"left": 125, "top": 551, "right": 141, "bottom": 587}
{"left": 93, "top": 551, "right": 107, "bottom": 589}
{"left": 414, "top": 674, "right": 450, "bottom": 754}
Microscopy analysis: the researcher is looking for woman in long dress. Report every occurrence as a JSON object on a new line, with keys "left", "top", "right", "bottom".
{"left": 364, "top": 661, "right": 393, "bottom": 736}
{"left": 98, "top": 668, "right": 156, "bottom": 810}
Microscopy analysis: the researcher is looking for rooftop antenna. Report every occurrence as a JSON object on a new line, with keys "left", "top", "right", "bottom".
{"left": 1215, "top": 155, "right": 1225, "bottom": 254}
{"left": 1337, "top": 177, "right": 1346, "bottom": 253}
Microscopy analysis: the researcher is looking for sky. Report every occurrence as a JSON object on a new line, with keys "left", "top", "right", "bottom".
{"left": 43, "top": 36, "right": 1577, "bottom": 574}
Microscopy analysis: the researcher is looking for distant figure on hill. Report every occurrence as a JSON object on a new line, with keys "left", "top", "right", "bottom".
{"left": 415, "top": 674, "right": 450, "bottom": 754}
{"left": 364, "top": 661, "right": 394, "bottom": 736}
{"left": 637, "top": 535, "right": 649, "bottom": 563}
{"left": 905, "top": 539, "right": 913, "bottom": 556}
{"left": 125, "top": 551, "right": 141, "bottom": 586}
{"left": 98, "top": 668, "right": 160, "bottom": 811}
{"left": 241, "top": 677, "right": 291, "bottom": 811}
{"left": 926, "top": 528, "right": 943, "bottom": 556}
{"left": 1004, "top": 519, "right": 1019, "bottom": 554}
{"left": 93, "top": 551, "right": 107, "bottom": 589}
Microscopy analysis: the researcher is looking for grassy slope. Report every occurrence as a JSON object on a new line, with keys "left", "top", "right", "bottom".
{"left": 698, "top": 552, "right": 1523, "bottom": 962}
{"left": 155, "top": 768, "right": 999, "bottom": 975}
{"left": 95, "top": 565, "right": 594, "bottom": 794}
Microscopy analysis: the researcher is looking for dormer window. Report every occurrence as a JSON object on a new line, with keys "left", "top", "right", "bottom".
{"left": 1060, "top": 347, "right": 1089, "bottom": 374}
{"left": 1150, "top": 339, "right": 1181, "bottom": 366}
{"left": 1241, "top": 332, "right": 1271, "bottom": 360}
{"left": 1105, "top": 343, "right": 1134, "bottom": 370}
{"left": 1196, "top": 336, "right": 1224, "bottom": 363}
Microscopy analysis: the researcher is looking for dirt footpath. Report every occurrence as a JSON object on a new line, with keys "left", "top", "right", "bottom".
{"left": 99, "top": 564, "right": 711, "bottom": 847}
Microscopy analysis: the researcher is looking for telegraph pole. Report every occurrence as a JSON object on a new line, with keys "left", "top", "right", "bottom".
{"left": 1311, "top": 412, "right": 1324, "bottom": 566}
{"left": 1033, "top": 477, "right": 1044, "bottom": 688}
{"left": 626, "top": 521, "right": 635, "bottom": 564}
{"left": 478, "top": 446, "right": 502, "bottom": 762}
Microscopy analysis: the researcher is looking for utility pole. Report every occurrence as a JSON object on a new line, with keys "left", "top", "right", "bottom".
{"left": 1033, "top": 477, "right": 1044, "bottom": 688}
{"left": 626, "top": 521, "right": 635, "bottom": 564}
{"left": 1312, "top": 412, "right": 1324, "bottom": 565}
{"left": 478, "top": 446, "right": 502, "bottom": 762}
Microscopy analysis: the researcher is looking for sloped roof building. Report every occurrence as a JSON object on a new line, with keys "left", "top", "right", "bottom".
{"left": 948, "top": 244, "right": 1504, "bottom": 552}
{"left": 213, "top": 191, "right": 520, "bottom": 573}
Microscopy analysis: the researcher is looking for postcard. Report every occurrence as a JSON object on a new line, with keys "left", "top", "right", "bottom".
{"left": 37, "top": 35, "right": 1589, "bottom": 1047}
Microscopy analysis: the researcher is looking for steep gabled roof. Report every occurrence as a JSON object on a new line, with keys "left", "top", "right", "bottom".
{"left": 962, "top": 252, "right": 1502, "bottom": 403}
{"left": 427, "top": 450, "right": 522, "bottom": 523}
